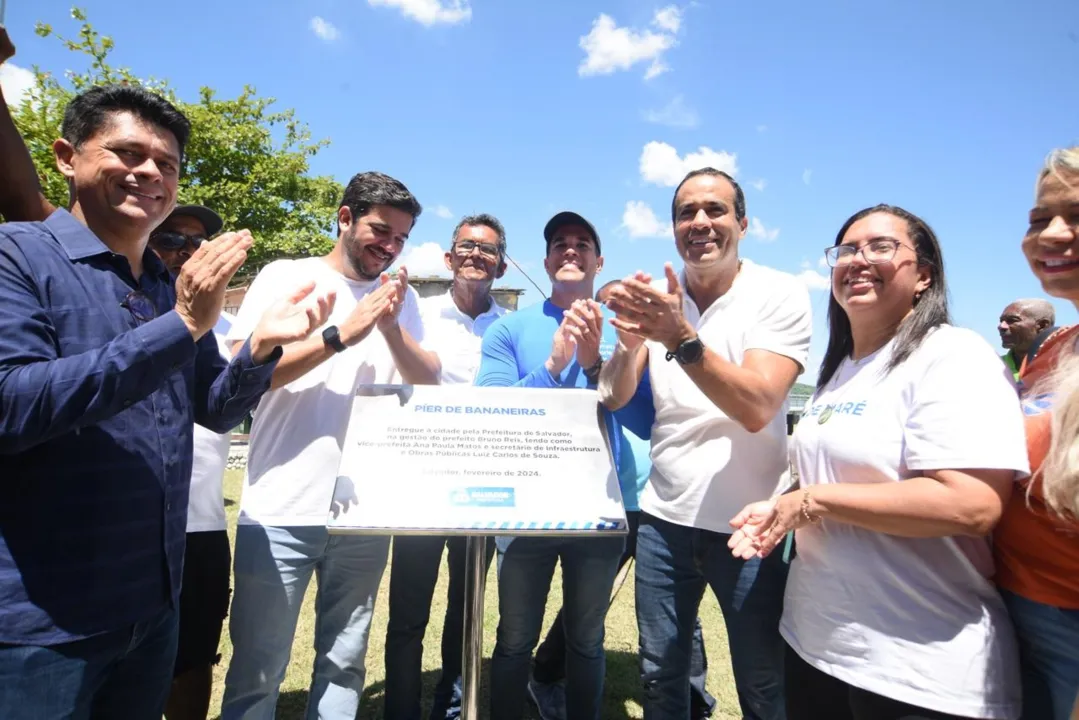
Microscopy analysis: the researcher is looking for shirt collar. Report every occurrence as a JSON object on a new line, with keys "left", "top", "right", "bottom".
{"left": 438, "top": 290, "right": 505, "bottom": 320}
{"left": 45, "top": 208, "right": 172, "bottom": 283}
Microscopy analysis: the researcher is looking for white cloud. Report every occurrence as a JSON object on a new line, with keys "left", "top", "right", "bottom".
{"left": 310, "top": 16, "right": 340, "bottom": 42}
{"left": 642, "top": 95, "right": 699, "bottom": 129}
{"left": 803, "top": 169, "right": 813, "bottom": 185}
{"left": 639, "top": 141, "right": 739, "bottom": 187}
{"left": 622, "top": 201, "right": 670, "bottom": 239}
{"left": 433, "top": 205, "right": 453, "bottom": 219}
{"left": 0, "top": 63, "right": 36, "bottom": 108}
{"left": 578, "top": 8, "right": 681, "bottom": 79}
{"left": 653, "top": 6, "right": 682, "bottom": 33}
{"left": 394, "top": 241, "right": 449, "bottom": 277}
{"left": 367, "top": 0, "right": 471, "bottom": 26}
{"left": 748, "top": 217, "right": 780, "bottom": 243}
{"left": 749, "top": 178, "right": 767, "bottom": 192}
{"left": 796, "top": 268, "right": 831, "bottom": 291}
{"left": 818, "top": 255, "right": 829, "bottom": 268}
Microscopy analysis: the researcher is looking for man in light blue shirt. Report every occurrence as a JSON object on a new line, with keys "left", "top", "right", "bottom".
{"left": 475, "top": 212, "right": 625, "bottom": 720}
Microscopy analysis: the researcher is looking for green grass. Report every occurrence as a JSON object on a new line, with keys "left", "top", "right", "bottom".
{"left": 209, "top": 469, "right": 739, "bottom": 719}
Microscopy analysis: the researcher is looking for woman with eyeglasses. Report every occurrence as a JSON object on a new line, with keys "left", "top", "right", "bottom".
{"left": 728, "top": 204, "right": 1029, "bottom": 720}
{"left": 993, "top": 147, "right": 1079, "bottom": 720}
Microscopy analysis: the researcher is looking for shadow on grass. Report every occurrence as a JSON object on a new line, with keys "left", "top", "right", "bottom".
{"left": 252, "top": 652, "right": 644, "bottom": 720}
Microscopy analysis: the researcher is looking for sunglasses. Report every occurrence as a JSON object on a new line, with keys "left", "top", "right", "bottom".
{"left": 121, "top": 290, "right": 158, "bottom": 324}
{"left": 150, "top": 231, "right": 206, "bottom": 252}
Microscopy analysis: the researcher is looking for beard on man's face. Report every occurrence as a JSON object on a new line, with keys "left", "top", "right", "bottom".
{"left": 344, "top": 227, "right": 394, "bottom": 280}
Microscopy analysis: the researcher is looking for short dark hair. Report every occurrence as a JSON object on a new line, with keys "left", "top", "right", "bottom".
{"left": 338, "top": 171, "right": 422, "bottom": 236}
{"left": 61, "top": 84, "right": 190, "bottom": 159}
{"left": 818, "top": 204, "right": 951, "bottom": 390}
{"left": 453, "top": 213, "right": 507, "bottom": 254}
{"left": 671, "top": 168, "right": 746, "bottom": 223}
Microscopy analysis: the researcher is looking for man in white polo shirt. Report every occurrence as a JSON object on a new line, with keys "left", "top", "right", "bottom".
{"left": 383, "top": 213, "right": 508, "bottom": 720}
{"left": 600, "top": 168, "right": 812, "bottom": 720}
{"left": 221, "top": 172, "right": 441, "bottom": 720}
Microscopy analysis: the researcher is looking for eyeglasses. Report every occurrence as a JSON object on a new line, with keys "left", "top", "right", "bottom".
{"left": 121, "top": 290, "right": 158, "bottom": 324}
{"left": 150, "top": 231, "right": 206, "bottom": 252}
{"left": 823, "top": 239, "right": 914, "bottom": 268}
{"left": 453, "top": 240, "right": 501, "bottom": 259}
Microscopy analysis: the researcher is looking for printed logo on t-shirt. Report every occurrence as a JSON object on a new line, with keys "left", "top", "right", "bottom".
{"left": 804, "top": 400, "right": 868, "bottom": 421}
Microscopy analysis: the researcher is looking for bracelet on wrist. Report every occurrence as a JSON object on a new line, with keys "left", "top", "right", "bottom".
{"left": 801, "top": 488, "right": 820, "bottom": 525}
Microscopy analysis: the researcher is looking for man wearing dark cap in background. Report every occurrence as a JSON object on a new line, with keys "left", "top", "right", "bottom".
{"left": 151, "top": 205, "right": 240, "bottom": 720}
{"left": 475, "top": 212, "right": 626, "bottom": 720}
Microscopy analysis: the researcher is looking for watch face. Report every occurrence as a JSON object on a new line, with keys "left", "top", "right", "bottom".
{"left": 679, "top": 338, "right": 704, "bottom": 364}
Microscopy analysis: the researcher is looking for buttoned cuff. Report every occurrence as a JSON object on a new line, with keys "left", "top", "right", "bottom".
{"left": 232, "top": 338, "right": 282, "bottom": 385}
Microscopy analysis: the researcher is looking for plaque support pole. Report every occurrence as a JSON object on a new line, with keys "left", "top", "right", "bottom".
{"left": 461, "top": 536, "right": 487, "bottom": 719}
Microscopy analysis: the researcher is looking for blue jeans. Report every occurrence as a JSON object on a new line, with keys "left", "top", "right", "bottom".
{"left": 533, "top": 510, "right": 717, "bottom": 717}
{"left": 0, "top": 605, "right": 178, "bottom": 720}
{"left": 1001, "top": 589, "right": 1079, "bottom": 720}
{"left": 384, "top": 535, "right": 495, "bottom": 720}
{"left": 221, "top": 525, "right": 390, "bottom": 720}
{"left": 490, "top": 534, "right": 625, "bottom": 720}
{"left": 636, "top": 513, "right": 788, "bottom": 720}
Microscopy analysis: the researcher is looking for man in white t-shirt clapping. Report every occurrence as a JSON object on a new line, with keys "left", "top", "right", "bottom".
{"left": 383, "top": 213, "right": 509, "bottom": 720}
{"left": 600, "top": 168, "right": 812, "bottom": 720}
{"left": 220, "top": 172, "right": 441, "bottom": 720}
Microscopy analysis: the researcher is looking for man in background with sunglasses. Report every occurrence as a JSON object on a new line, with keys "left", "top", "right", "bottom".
{"left": 147, "top": 203, "right": 243, "bottom": 720}
{"left": 383, "top": 213, "right": 508, "bottom": 720}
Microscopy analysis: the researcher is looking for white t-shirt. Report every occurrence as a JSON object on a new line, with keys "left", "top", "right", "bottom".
{"left": 642, "top": 259, "right": 812, "bottom": 532}
{"left": 407, "top": 290, "right": 507, "bottom": 385}
{"left": 226, "top": 256, "right": 424, "bottom": 527}
{"left": 187, "top": 311, "right": 235, "bottom": 533}
{"left": 783, "top": 325, "right": 1028, "bottom": 719}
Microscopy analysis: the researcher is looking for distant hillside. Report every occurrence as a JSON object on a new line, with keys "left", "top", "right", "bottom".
{"left": 792, "top": 382, "right": 815, "bottom": 395}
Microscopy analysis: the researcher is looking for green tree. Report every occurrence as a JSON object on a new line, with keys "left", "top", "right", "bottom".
{"left": 13, "top": 7, "right": 340, "bottom": 281}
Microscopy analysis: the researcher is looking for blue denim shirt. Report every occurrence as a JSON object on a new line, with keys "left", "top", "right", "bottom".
{"left": 0, "top": 210, "right": 279, "bottom": 645}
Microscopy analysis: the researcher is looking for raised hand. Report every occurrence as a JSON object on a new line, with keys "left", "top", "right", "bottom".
{"left": 607, "top": 263, "right": 695, "bottom": 352}
{"left": 563, "top": 299, "right": 604, "bottom": 369}
{"left": 249, "top": 282, "right": 336, "bottom": 362}
{"left": 545, "top": 319, "right": 577, "bottom": 378}
{"left": 377, "top": 266, "right": 409, "bottom": 332}
{"left": 339, "top": 280, "right": 396, "bottom": 347}
{"left": 175, "top": 231, "right": 253, "bottom": 341}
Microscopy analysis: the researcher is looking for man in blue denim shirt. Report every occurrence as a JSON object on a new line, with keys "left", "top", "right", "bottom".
{"left": 0, "top": 84, "right": 332, "bottom": 719}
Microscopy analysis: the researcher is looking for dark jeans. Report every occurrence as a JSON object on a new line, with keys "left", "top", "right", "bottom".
{"left": 0, "top": 604, "right": 179, "bottom": 720}
{"left": 1001, "top": 588, "right": 1079, "bottom": 720}
{"left": 384, "top": 535, "right": 495, "bottom": 720}
{"left": 636, "top": 512, "right": 788, "bottom": 720}
{"left": 491, "top": 534, "right": 625, "bottom": 720}
{"left": 785, "top": 643, "right": 979, "bottom": 720}
{"left": 534, "top": 511, "right": 716, "bottom": 718}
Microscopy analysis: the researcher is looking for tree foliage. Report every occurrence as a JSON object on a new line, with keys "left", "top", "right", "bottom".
{"left": 13, "top": 7, "right": 340, "bottom": 280}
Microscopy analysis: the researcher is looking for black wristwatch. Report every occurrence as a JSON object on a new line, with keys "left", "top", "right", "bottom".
{"left": 665, "top": 336, "right": 705, "bottom": 365}
{"left": 322, "top": 325, "right": 348, "bottom": 353}
{"left": 583, "top": 358, "right": 603, "bottom": 384}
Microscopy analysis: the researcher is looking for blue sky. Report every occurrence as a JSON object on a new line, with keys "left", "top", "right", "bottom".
{"left": 4, "top": 0, "right": 1079, "bottom": 382}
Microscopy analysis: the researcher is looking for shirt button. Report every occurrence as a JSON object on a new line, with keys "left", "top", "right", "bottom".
{"left": 166, "top": 502, "right": 172, "bottom": 511}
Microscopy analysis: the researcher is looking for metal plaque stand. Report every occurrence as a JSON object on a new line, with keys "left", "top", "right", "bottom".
{"left": 460, "top": 536, "right": 488, "bottom": 719}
